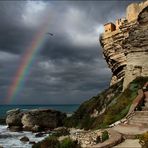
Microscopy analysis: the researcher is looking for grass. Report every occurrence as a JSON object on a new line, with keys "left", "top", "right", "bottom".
{"left": 137, "top": 132, "right": 148, "bottom": 148}
{"left": 101, "top": 130, "right": 109, "bottom": 142}
{"left": 64, "top": 77, "right": 148, "bottom": 129}
{"left": 60, "top": 137, "right": 81, "bottom": 148}
{"left": 32, "top": 136, "right": 60, "bottom": 148}
{"left": 32, "top": 136, "right": 81, "bottom": 148}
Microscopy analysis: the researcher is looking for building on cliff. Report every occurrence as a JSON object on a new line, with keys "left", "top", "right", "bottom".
{"left": 100, "top": 0, "right": 148, "bottom": 90}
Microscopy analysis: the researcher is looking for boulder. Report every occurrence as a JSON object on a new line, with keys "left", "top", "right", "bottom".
{"left": 20, "top": 136, "right": 29, "bottom": 142}
{"left": 29, "top": 141, "right": 36, "bottom": 145}
{"left": 9, "top": 126, "right": 22, "bottom": 132}
{"left": 6, "top": 108, "right": 23, "bottom": 128}
{"left": 21, "top": 109, "right": 66, "bottom": 131}
{"left": 6, "top": 108, "right": 66, "bottom": 132}
{"left": 35, "top": 132, "right": 45, "bottom": 137}
{"left": 53, "top": 127, "right": 70, "bottom": 137}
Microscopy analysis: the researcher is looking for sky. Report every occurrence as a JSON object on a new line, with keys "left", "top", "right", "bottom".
{"left": 0, "top": 0, "right": 140, "bottom": 104}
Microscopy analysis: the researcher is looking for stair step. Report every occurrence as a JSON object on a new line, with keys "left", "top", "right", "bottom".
{"left": 130, "top": 117, "right": 148, "bottom": 122}
{"left": 128, "top": 122, "right": 148, "bottom": 127}
{"left": 132, "top": 114, "right": 148, "bottom": 118}
{"left": 135, "top": 111, "right": 148, "bottom": 116}
{"left": 131, "top": 114, "right": 148, "bottom": 118}
{"left": 129, "top": 120, "right": 148, "bottom": 127}
{"left": 142, "top": 106, "right": 148, "bottom": 111}
{"left": 144, "top": 102, "right": 148, "bottom": 107}
{"left": 129, "top": 119, "right": 148, "bottom": 124}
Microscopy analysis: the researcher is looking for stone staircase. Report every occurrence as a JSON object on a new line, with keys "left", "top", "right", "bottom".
{"left": 128, "top": 87, "right": 148, "bottom": 127}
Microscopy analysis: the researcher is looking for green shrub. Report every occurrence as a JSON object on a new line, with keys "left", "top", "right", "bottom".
{"left": 64, "top": 80, "right": 123, "bottom": 129}
{"left": 32, "top": 136, "right": 60, "bottom": 148}
{"left": 32, "top": 136, "right": 81, "bottom": 148}
{"left": 101, "top": 130, "right": 109, "bottom": 142}
{"left": 60, "top": 137, "right": 81, "bottom": 148}
{"left": 64, "top": 77, "right": 148, "bottom": 129}
{"left": 138, "top": 132, "right": 148, "bottom": 148}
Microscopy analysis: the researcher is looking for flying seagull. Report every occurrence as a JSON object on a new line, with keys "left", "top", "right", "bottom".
{"left": 46, "top": 32, "right": 54, "bottom": 36}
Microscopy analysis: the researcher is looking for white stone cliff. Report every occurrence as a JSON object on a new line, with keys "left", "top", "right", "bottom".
{"left": 100, "top": 1, "right": 148, "bottom": 90}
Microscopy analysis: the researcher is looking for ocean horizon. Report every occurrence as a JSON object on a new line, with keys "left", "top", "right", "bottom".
{"left": 0, "top": 104, "right": 80, "bottom": 118}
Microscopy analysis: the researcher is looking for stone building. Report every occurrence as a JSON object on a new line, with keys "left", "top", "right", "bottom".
{"left": 104, "top": 23, "right": 116, "bottom": 33}
{"left": 115, "top": 18, "right": 127, "bottom": 29}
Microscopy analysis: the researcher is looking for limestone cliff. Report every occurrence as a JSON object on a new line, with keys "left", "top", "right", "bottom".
{"left": 123, "top": 6, "right": 148, "bottom": 89}
{"left": 100, "top": 1, "right": 148, "bottom": 89}
{"left": 64, "top": 1, "right": 148, "bottom": 131}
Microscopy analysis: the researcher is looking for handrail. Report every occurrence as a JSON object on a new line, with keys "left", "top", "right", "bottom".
{"left": 126, "top": 89, "right": 144, "bottom": 119}
{"left": 125, "top": 82, "right": 148, "bottom": 119}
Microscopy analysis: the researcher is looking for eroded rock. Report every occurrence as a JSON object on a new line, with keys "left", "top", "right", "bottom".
{"left": 6, "top": 108, "right": 66, "bottom": 132}
{"left": 6, "top": 108, "right": 23, "bottom": 129}
{"left": 21, "top": 109, "right": 66, "bottom": 131}
{"left": 20, "top": 136, "right": 29, "bottom": 142}
{"left": 100, "top": 2, "right": 148, "bottom": 88}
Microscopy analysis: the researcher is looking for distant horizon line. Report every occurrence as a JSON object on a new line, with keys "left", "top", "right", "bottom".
{"left": 0, "top": 104, "right": 80, "bottom": 106}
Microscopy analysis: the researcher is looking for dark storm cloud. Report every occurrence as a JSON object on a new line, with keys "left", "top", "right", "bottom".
{"left": 0, "top": 0, "right": 140, "bottom": 104}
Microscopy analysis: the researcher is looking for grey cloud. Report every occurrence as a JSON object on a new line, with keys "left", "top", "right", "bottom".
{"left": 0, "top": 0, "right": 140, "bottom": 104}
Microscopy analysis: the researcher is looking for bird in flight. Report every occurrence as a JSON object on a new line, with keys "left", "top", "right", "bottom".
{"left": 46, "top": 32, "right": 54, "bottom": 36}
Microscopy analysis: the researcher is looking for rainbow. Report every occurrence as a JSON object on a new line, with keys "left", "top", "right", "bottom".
{"left": 5, "top": 19, "right": 50, "bottom": 104}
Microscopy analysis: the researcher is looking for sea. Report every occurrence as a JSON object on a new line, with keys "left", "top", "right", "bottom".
{"left": 0, "top": 104, "right": 79, "bottom": 148}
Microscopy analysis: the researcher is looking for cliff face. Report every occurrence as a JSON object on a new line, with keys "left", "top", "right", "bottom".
{"left": 100, "top": 3, "right": 148, "bottom": 89}
{"left": 123, "top": 6, "right": 148, "bottom": 89}
{"left": 100, "top": 22, "right": 133, "bottom": 86}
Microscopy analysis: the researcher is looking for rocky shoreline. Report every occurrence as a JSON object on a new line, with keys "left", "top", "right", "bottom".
{"left": 2, "top": 108, "right": 120, "bottom": 148}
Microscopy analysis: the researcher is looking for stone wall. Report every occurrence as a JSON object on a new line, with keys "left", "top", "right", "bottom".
{"left": 104, "top": 23, "right": 116, "bottom": 33}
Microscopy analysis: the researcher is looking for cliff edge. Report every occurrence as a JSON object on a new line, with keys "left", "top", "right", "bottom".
{"left": 65, "top": 1, "right": 148, "bottom": 130}
{"left": 100, "top": 1, "right": 148, "bottom": 90}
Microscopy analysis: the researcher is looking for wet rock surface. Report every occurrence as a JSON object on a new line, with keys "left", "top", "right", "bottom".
{"left": 20, "top": 136, "right": 29, "bottom": 142}
{"left": 6, "top": 108, "right": 66, "bottom": 132}
{"left": 6, "top": 109, "right": 23, "bottom": 128}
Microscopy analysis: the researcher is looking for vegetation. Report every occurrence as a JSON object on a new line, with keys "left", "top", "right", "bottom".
{"left": 60, "top": 137, "right": 81, "bottom": 148}
{"left": 32, "top": 136, "right": 81, "bottom": 148}
{"left": 64, "top": 77, "right": 148, "bottom": 129}
{"left": 101, "top": 130, "right": 109, "bottom": 142}
{"left": 32, "top": 136, "right": 60, "bottom": 148}
{"left": 138, "top": 132, "right": 148, "bottom": 148}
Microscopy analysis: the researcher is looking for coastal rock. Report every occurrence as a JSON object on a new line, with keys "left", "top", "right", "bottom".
{"left": 35, "top": 132, "right": 45, "bottom": 137}
{"left": 29, "top": 141, "right": 36, "bottom": 145}
{"left": 20, "top": 136, "right": 29, "bottom": 142}
{"left": 6, "top": 108, "right": 23, "bottom": 128}
{"left": 53, "top": 127, "right": 70, "bottom": 136}
{"left": 21, "top": 109, "right": 66, "bottom": 131}
{"left": 9, "top": 126, "right": 22, "bottom": 132}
